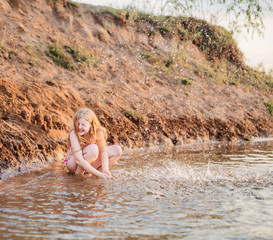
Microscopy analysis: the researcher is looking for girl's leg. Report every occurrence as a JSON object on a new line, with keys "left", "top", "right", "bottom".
{"left": 107, "top": 145, "right": 122, "bottom": 167}
{"left": 66, "top": 144, "right": 99, "bottom": 175}
{"left": 66, "top": 155, "right": 77, "bottom": 173}
{"left": 91, "top": 145, "right": 122, "bottom": 170}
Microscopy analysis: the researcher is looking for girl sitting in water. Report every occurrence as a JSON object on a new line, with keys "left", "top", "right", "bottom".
{"left": 64, "top": 108, "right": 122, "bottom": 179}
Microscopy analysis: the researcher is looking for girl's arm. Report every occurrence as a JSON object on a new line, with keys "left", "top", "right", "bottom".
{"left": 70, "top": 131, "right": 109, "bottom": 178}
{"left": 96, "top": 129, "right": 111, "bottom": 176}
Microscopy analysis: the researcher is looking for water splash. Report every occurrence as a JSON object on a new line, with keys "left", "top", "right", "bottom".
{"left": 114, "top": 149, "right": 273, "bottom": 200}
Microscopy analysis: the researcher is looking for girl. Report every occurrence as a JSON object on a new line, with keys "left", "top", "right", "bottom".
{"left": 64, "top": 108, "right": 122, "bottom": 179}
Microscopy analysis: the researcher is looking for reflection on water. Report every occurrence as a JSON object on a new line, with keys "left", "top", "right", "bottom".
{"left": 0, "top": 139, "right": 273, "bottom": 239}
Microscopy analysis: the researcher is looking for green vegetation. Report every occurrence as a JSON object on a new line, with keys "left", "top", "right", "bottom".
{"left": 265, "top": 99, "right": 273, "bottom": 115}
{"left": 99, "top": 2, "right": 273, "bottom": 91}
{"left": 267, "top": 80, "right": 273, "bottom": 88}
{"left": 68, "top": 1, "right": 79, "bottom": 8}
{"left": 46, "top": 44, "right": 75, "bottom": 70}
{"left": 102, "top": 7, "right": 244, "bottom": 67}
{"left": 65, "top": 46, "right": 89, "bottom": 63}
{"left": 0, "top": 43, "right": 8, "bottom": 51}
{"left": 24, "top": 43, "right": 48, "bottom": 68}
{"left": 139, "top": 50, "right": 176, "bottom": 74}
{"left": 101, "top": 7, "right": 126, "bottom": 18}
{"left": 124, "top": 110, "right": 144, "bottom": 121}
{"left": 46, "top": 0, "right": 54, "bottom": 7}
{"left": 45, "top": 0, "right": 79, "bottom": 9}
{"left": 45, "top": 43, "right": 101, "bottom": 70}
{"left": 179, "top": 78, "right": 192, "bottom": 86}
{"left": 165, "top": 59, "right": 174, "bottom": 69}
{"left": 26, "top": 44, "right": 35, "bottom": 57}
{"left": 129, "top": 13, "right": 273, "bottom": 91}
{"left": 137, "top": 14, "right": 243, "bottom": 67}
{"left": 157, "top": 0, "right": 272, "bottom": 37}
{"left": 139, "top": 50, "right": 162, "bottom": 65}
{"left": 216, "top": 62, "right": 273, "bottom": 90}
{"left": 187, "top": 58, "right": 273, "bottom": 91}
{"left": 105, "top": 0, "right": 272, "bottom": 37}
{"left": 147, "top": 66, "right": 160, "bottom": 77}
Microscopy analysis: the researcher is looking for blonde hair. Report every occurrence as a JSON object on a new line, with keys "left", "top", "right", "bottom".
{"left": 68, "top": 108, "right": 107, "bottom": 149}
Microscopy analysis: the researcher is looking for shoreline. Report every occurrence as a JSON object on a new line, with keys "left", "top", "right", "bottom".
{"left": 123, "top": 137, "right": 273, "bottom": 155}
{"left": 1, "top": 137, "right": 273, "bottom": 181}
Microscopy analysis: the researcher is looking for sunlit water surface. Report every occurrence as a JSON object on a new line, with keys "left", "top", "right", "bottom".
{"left": 1, "top": 139, "right": 273, "bottom": 239}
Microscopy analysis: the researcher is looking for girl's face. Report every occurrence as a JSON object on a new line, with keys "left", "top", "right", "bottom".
{"left": 77, "top": 117, "right": 91, "bottom": 136}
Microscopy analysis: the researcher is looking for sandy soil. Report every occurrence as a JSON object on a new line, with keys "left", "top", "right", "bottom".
{"left": 0, "top": 0, "right": 272, "bottom": 170}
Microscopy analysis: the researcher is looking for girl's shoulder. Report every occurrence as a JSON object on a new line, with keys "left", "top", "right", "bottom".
{"left": 96, "top": 126, "right": 107, "bottom": 140}
{"left": 69, "top": 130, "right": 82, "bottom": 144}
{"left": 69, "top": 129, "right": 76, "bottom": 137}
{"left": 97, "top": 126, "right": 107, "bottom": 132}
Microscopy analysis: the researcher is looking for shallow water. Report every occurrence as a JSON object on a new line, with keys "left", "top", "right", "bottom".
{"left": 1, "top": 139, "right": 273, "bottom": 239}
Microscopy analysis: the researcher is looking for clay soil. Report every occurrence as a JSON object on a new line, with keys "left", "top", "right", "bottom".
{"left": 0, "top": 0, "right": 272, "bottom": 171}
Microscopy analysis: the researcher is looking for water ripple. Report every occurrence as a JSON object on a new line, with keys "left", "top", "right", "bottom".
{"left": 1, "top": 142, "right": 273, "bottom": 239}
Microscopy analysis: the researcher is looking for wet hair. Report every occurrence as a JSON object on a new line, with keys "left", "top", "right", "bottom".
{"left": 68, "top": 108, "right": 107, "bottom": 148}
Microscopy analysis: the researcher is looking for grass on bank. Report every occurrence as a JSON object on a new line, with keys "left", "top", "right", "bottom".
{"left": 265, "top": 99, "right": 273, "bottom": 115}
{"left": 124, "top": 110, "right": 144, "bottom": 121}
{"left": 101, "top": 7, "right": 273, "bottom": 92}
{"left": 46, "top": 43, "right": 75, "bottom": 70}
{"left": 179, "top": 78, "right": 192, "bottom": 86}
{"left": 102, "top": 7, "right": 243, "bottom": 66}
{"left": 45, "top": 43, "right": 101, "bottom": 70}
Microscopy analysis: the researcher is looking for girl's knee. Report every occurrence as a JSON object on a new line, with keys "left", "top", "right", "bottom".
{"left": 114, "top": 145, "right": 122, "bottom": 158}
{"left": 83, "top": 144, "right": 99, "bottom": 162}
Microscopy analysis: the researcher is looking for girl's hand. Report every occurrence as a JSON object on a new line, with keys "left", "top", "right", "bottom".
{"left": 103, "top": 169, "right": 112, "bottom": 178}
{"left": 99, "top": 172, "right": 111, "bottom": 179}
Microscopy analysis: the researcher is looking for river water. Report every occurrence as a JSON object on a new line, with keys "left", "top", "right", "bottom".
{"left": 0, "top": 139, "right": 273, "bottom": 239}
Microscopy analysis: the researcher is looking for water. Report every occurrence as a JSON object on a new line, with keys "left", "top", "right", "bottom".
{"left": 1, "top": 139, "right": 273, "bottom": 239}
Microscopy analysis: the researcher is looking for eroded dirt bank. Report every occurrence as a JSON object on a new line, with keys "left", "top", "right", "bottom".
{"left": 0, "top": 0, "right": 272, "bottom": 170}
